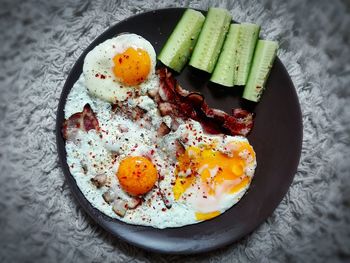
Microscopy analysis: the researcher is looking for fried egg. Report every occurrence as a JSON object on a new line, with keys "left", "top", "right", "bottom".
{"left": 83, "top": 33, "right": 157, "bottom": 102}
{"left": 168, "top": 121, "right": 256, "bottom": 221}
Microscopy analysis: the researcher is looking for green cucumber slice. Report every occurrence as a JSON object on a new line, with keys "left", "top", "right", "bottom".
{"left": 157, "top": 9, "right": 205, "bottom": 73}
{"left": 210, "top": 24, "right": 240, "bottom": 87}
{"left": 243, "top": 40, "right": 278, "bottom": 102}
{"left": 234, "top": 23, "right": 260, "bottom": 85}
{"left": 189, "top": 7, "right": 232, "bottom": 73}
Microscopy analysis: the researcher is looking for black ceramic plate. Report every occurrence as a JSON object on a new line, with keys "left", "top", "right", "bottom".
{"left": 56, "top": 8, "right": 302, "bottom": 254}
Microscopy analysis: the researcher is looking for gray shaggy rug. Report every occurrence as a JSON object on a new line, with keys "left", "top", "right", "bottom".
{"left": 0, "top": 0, "right": 349, "bottom": 262}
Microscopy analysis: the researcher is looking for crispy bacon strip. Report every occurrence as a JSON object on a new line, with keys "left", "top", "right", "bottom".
{"left": 157, "top": 67, "right": 254, "bottom": 136}
{"left": 62, "top": 104, "right": 100, "bottom": 140}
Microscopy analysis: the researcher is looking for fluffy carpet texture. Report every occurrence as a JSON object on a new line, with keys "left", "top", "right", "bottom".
{"left": 0, "top": 0, "right": 349, "bottom": 262}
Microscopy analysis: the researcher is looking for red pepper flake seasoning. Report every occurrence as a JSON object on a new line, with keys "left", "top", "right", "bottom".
{"left": 161, "top": 208, "right": 166, "bottom": 212}
{"left": 150, "top": 149, "right": 155, "bottom": 155}
{"left": 95, "top": 73, "right": 106, "bottom": 79}
{"left": 131, "top": 144, "right": 139, "bottom": 152}
{"left": 203, "top": 195, "right": 207, "bottom": 199}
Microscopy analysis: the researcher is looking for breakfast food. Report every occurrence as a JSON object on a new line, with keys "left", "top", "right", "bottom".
{"left": 83, "top": 33, "right": 157, "bottom": 102}
{"left": 243, "top": 40, "right": 279, "bottom": 102}
{"left": 159, "top": 8, "right": 278, "bottom": 101}
{"left": 189, "top": 7, "right": 232, "bottom": 73}
{"left": 210, "top": 24, "right": 240, "bottom": 87}
{"left": 63, "top": 32, "right": 257, "bottom": 228}
{"left": 232, "top": 23, "right": 261, "bottom": 86}
{"left": 158, "top": 9, "right": 205, "bottom": 72}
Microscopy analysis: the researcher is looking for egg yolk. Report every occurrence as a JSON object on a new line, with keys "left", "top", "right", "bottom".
{"left": 117, "top": 156, "right": 157, "bottom": 196}
{"left": 173, "top": 143, "right": 254, "bottom": 200}
{"left": 113, "top": 47, "right": 151, "bottom": 86}
{"left": 195, "top": 211, "right": 221, "bottom": 221}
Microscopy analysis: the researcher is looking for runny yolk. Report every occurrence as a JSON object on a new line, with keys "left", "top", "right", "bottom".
{"left": 173, "top": 143, "right": 254, "bottom": 200}
{"left": 113, "top": 47, "right": 151, "bottom": 86}
{"left": 195, "top": 211, "right": 221, "bottom": 221}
